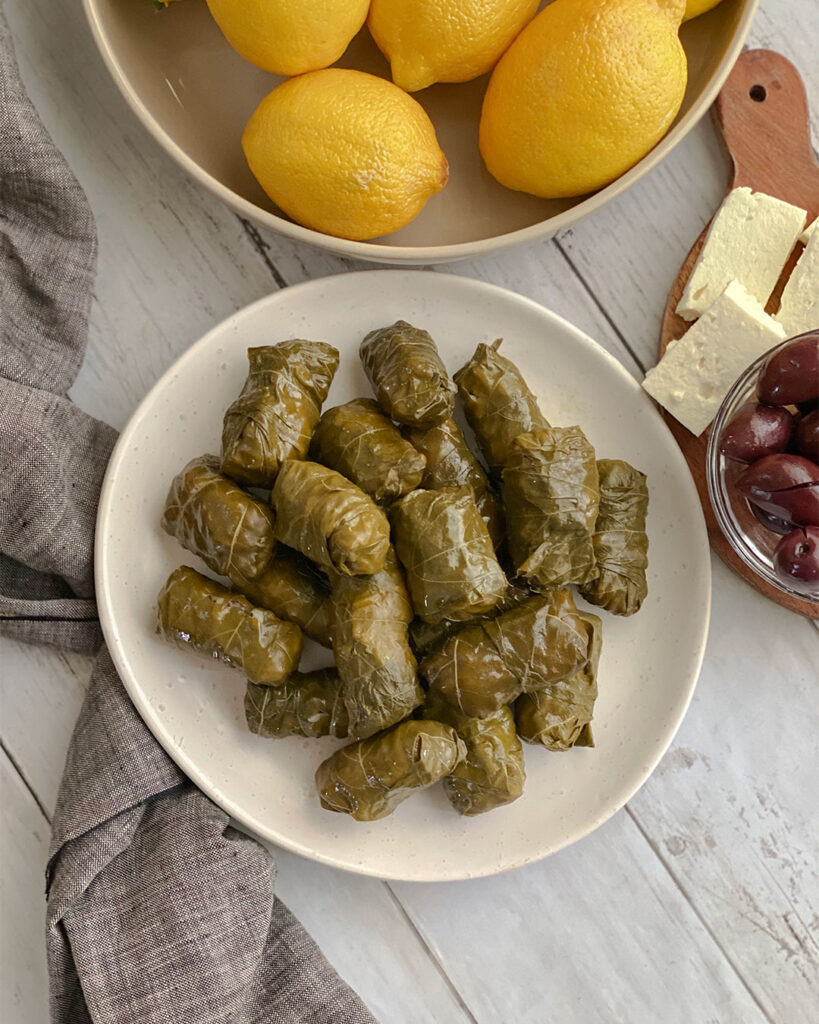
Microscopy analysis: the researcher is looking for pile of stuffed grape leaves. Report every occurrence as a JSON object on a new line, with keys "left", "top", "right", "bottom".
{"left": 153, "top": 322, "right": 650, "bottom": 825}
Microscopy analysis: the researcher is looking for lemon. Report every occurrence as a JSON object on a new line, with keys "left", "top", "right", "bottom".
{"left": 684, "top": 0, "right": 725, "bottom": 18}
{"left": 368, "top": 0, "right": 540, "bottom": 93}
{"left": 242, "top": 69, "right": 449, "bottom": 241}
{"left": 205, "top": 0, "right": 369, "bottom": 75}
{"left": 479, "top": 0, "right": 688, "bottom": 199}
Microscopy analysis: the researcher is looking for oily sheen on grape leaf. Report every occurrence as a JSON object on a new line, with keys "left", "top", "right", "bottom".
{"left": 359, "top": 320, "right": 456, "bottom": 428}
{"left": 422, "top": 590, "right": 589, "bottom": 718}
{"left": 580, "top": 459, "right": 649, "bottom": 616}
{"left": 245, "top": 669, "right": 348, "bottom": 739}
{"left": 515, "top": 611, "right": 602, "bottom": 751}
{"left": 156, "top": 565, "right": 303, "bottom": 686}
{"left": 330, "top": 547, "right": 423, "bottom": 741}
{"left": 453, "top": 338, "right": 550, "bottom": 477}
{"left": 408, "top": 581, "right": 532, "bottom": 657}
{"left": 392, "top": 485, "right": 507, "bottom": 624}
{"left": 221, "top": 340, "right": 339, "bottom": 488}
{"left": 161, "top": 454, "right": 276, "bottom": 580}
{"left": 405, "top": 415, "right": 504, "bottom": 548}
{"left": 311, "top": 397, "right": 426, "bottom": 503}
{"left": 423, "top": 692, "right": 525, "bottom": 816}
{"left": 503, "top": 425, "right": 600, "bottom": 590}
{"left": 231, "top": 545, "right": 334, "bottom": 647}
{"left": 315, "top": 719, "right": 466, "bottom": 821}
{"left": 271, "top": 459, "right": 390, "bottom": 576}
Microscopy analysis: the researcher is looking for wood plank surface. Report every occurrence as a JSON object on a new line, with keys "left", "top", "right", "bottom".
{"left": 1, "top": 0, "right": 817, "bottom": 1022}
{"left": 393, "top": 810, "right": 771, "bottom": 1024}
{"left": 0, "top": 749, "right": 51, "bottom": 1024}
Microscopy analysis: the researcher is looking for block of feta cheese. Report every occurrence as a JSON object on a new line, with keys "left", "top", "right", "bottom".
{"left": 645, "top": 281, "right": 786, "bottom": 436}
{"left": 776, "top": 224, "right": 818, "bottom": 338}
{"left": 676, "top": 188, "right": 807, "bottom": 322}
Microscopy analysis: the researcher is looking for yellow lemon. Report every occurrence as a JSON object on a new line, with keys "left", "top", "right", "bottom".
{"left": 368, "top": 0, "right": 540, "bottom": 93}
{"left": 205, "top": 0, "right": 369, "bottom": 75}
{"left": 684, "top": 0, "right": 725, "bottom": 18}
{"left": 479, "top": 0, "right": 688, "bottom": 199}
{"left": 242, "top": 69, "right": 449, "bottom": 241}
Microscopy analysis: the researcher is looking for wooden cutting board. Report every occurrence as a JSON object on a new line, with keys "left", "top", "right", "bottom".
{"left": 659, "top": 49, "right": 819, "bottom": 618}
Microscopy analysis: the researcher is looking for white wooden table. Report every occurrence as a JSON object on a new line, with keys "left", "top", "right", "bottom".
{"left": 2, "top": 2, "right": 818, "bottom": 1021}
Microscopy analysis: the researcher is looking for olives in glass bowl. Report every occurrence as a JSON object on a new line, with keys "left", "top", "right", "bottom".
{"left": 706, "top": 331, "right": 819, "bottom": 602}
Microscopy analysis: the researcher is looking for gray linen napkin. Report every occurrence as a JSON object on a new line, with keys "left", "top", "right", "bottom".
{"left": 0, "top": 16, "right": 376, "bottom": 1024}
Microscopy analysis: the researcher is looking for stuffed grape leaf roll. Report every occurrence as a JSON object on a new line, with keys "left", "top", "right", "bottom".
{"left": 156, "top": 566, "right": 303, "bottom": 686}
{"left": 423, "top": 692, "right": 525, "bottom": 816}
{"left": 392, "top": 486, "right": 507, "bottom": 624}
{"left": 330, "top": 548, "right": 424, "bottom": 740}
{"left": 453, "top": 339, "right": 549, "bottom": 476}
{"left": 408, "top": 581, "right": 531, "bottom": 658}
{"left": 161, "top": 455, "right": 275, "bottom": 580}
{"left": 220, "top": 341, "right": 339, "bottom": 488}
{"left": 580, "top": 459, "right": 649, "bottom": 616}
{"left": 311, "top": 398, "right": 426, "bottom": 503}
{"left": 230, "top": 546, "right": 333, "bottom": 647}
{"left": 271, "top": 459, "right": 390, "bottom": 576}
{"left": 245, "top": 669, "right": 348, "bottom": 739}
{"left": 404, "top": 416, "right": 504, "bottom": 548}
{"left": 422, "top": 590, "right": 589, "bottom": 718}
{"left": 315, "top": 719, "right": 466, "bottom": 821}
{"left": 515, "top": 612, "right": 602, "bottom": 750}
{"left": 359, "top": 321, "right": 456, "bottom": 428}
{"left": 503, "top": 426, "right": 600, "bottom": 590}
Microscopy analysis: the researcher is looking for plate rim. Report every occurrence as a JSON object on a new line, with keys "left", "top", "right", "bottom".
{"left": 96, "top": 270, "right": 711, "bottom": 881}
{"left": 81, "top": 0, "right": 759, "bottom": 264}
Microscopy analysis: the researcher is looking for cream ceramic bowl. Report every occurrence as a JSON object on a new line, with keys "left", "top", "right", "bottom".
{"left": 83, "top": 0, "right": 758, "bottom": 263}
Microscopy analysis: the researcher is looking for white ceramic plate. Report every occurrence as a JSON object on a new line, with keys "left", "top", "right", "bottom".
{"left": 96, "top": 271, "right": 711, "bottom": 881}
{"left": 83, "top": 0, "right": 758, "bottom": 263}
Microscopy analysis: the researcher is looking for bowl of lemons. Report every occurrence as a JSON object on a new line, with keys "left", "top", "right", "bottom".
{"left": 84, "top": 0, "right": 758, "bottom": 262}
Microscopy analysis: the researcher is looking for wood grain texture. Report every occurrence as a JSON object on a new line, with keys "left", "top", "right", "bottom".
{"left": 393, "top": 809, "right": 771, "bottom": 1024}
{"left": 0, "top": 750, "right": 51, "bottom": 1024}
{"left": 2, "top": 0, "right": 819, "bottom": 1022}
{"left": 628, "top": 559, "right": 819, "bottom": 1023}
{"left": 658, "top": 50, "right": 819, "bottom": 619}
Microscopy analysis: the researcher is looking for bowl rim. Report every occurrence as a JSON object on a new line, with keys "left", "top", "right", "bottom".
{"left": 81, "top": 0, "right": 760, "bottom": 264}
{"left": 705, "top": 335, "right": 819, "bottom": 604}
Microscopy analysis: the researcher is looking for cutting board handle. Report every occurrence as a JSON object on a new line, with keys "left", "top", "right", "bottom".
{"left": 659, "top": 50, "right": 819, "bottom": 618}
{"left": 714, "top": 49, "right": 819, "bottom": 213}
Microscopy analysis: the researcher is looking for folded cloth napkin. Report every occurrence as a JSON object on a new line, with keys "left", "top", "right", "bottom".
{"left": 0, "top": 16, "right": 375, "bottom": 1024}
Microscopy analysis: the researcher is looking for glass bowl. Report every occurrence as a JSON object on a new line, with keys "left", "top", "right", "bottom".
{"left": 706, "top": 337, "right": 819, "bottom": 604}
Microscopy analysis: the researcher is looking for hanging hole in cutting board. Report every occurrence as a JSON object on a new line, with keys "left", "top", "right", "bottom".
{"left": 749, "top": 84, "right": 767, "bottom": 102}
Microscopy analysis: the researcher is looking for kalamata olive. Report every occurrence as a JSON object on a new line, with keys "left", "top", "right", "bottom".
{"left": 757, "top": 332, "right": 819, "bottom": 406}
{"left": 719, "top": 402, "right": 794, "bottom": 461}
{"left": 736, "top": 454, "right": 819, "bottom": 526}
{"left": 750, "top": 503, "right": 795, "bottom": 535}
{"left": 773, "top": 526, "right": 819, "bottom": 593}
{"left": 794, "top": 409, "right": 819, "bottom": 462}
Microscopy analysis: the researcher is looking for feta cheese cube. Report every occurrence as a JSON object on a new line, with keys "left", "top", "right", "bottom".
{"left": 776, "top": 227, "right": 819, "bottom": 338}
{"left": 676, "top": 187, "right": 807, "bottom": 321}
{"left": 800, "top": 218, "right": 817, "bottom": 245}
{"left": 645, "top": 281, "right": 786, "bottom": 436}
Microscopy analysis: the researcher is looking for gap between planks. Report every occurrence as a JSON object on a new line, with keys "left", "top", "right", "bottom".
{"left": 382, "top": 882, "right": 480, "bottom": 1024}
{"left": 625, "top": 806, "right": 777, "bottom": 1024}
{"left": 0, "top": 736, "right": 51, "bottom": 825}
